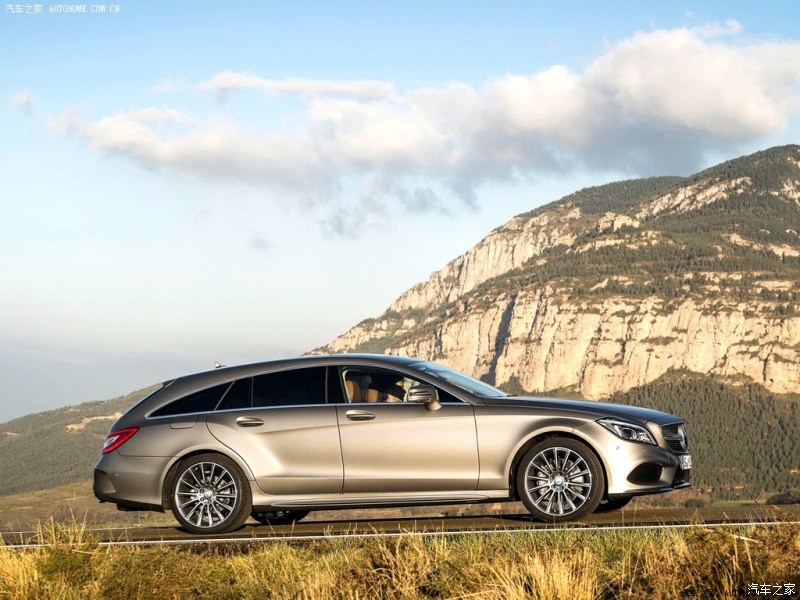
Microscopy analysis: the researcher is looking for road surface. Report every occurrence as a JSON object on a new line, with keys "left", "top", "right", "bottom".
{"left": 3, "top": 504, "right": 798, "bottom": 547}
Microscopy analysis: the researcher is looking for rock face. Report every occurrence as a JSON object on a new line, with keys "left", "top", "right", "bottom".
{"left": 320, "top": 146, "right": 800, "bottom": 398}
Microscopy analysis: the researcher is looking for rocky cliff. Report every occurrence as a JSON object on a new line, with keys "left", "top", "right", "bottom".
{"left": 320, "top": 146, "right": 800, "bottom": 398}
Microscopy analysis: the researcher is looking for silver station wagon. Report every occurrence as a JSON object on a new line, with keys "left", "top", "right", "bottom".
{"left": 94, "top": 354, "right": 691, "bottom": 534}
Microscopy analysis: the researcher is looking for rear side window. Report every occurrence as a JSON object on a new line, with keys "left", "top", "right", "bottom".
{"left": 151, "top": 383, "right": 230, "bottom": 417}
{"left": 217, "top": 377, "right": 252, "bottom": 410}
{"left": 252, "top": 367, "right": 326, "bottom": 408}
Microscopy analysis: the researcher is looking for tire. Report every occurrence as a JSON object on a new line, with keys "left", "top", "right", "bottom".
{"left": 516, "top": 437, "right": 604, "bottom": 522}
{"left": 170, "top": 453, "right": 252, "bottom": 534}
{"left": 251, "top": 510, "right": 309, "bottom": 526}
{"left": 595, "top": 496, "right": 633, "bottom": 513}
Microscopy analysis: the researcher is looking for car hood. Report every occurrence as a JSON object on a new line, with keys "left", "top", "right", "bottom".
{"left": 481, "top": 396, "right": 681, "bottom": 425}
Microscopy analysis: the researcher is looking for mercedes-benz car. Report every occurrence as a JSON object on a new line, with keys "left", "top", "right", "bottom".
{"left": 94, "top": 354, "right": 691, "bottom": 534}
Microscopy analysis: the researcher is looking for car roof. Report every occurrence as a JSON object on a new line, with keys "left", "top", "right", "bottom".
{"left": 169, "top": 353, "right": 421, "bottom": 386}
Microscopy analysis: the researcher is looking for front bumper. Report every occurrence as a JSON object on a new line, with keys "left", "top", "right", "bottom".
{"left": 575, "top": 421, "right": 692, "bottom": 497}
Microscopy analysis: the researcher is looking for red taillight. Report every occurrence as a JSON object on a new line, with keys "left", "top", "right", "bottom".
{"left": 102, "top": 427, "right": 139, "bottom": 454}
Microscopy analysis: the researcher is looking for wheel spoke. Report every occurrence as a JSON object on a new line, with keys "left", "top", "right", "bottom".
{"left": 525, "top": 446, "right": 594, "bottom": 517}
{"left": 179, "top": 476, "right": 198, "bottom": 491}
{"left": 533, "top": 488, "right": 553, "bottom": 509}
{"left": 527, "top": 483, "right": 549, "bottom": 494}
{"left": 210, "top": 502, "right": 225, "bottom": 522}
{"left": 546, "top": 490, "right": 556, "bottom": 514}
{"left": 568, "top": 469, "right": 590, "bottom": 479}
{"left": 540, "top": 454, "right": 555, "bottom": 474}
{"left": 188, "top": 468, "right": 204, "bottom": 488}
{"left": 207, "top": 464, "right": 216, "bottom": 486}
{"left": 569, "top": 482, "right": 591, "bottom": 488}
{"left": 175, "top": 461, "right": 238, "bottom": 529}
{"left": 568, "top": 489, "right": 587, "bottom": 501}
{"left": 190, "top": 505, "right": 203, "bottom": 521}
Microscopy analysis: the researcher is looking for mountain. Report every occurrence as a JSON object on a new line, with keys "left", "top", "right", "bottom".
{"left": 320, "top": 145, "right": 800, "bottom": 399}
{"left": 2, "top": 145, "right": 800, "bottom": 503}
{"left": 0, "top": 387, "right": 155, "bottom": 496}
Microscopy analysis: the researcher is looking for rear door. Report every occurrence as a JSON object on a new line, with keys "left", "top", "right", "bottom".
{"left": 333, "top": 365, "right": 479, "bottom": 493}
{"left": 206, "top": 366, "right": 343, "bottom": 495}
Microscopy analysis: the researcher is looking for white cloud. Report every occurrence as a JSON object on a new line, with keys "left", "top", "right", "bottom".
{"left": 8, "top": 88, "right": 34, "bottom": 113}
{"left": 197, "top": 71, "right": 394, "bottom": 99}
{"left": 150, "top": 76, "right": 189, "bottom": 94}
{"left": 54, "top": 22, "right": 800, "bottom": 222}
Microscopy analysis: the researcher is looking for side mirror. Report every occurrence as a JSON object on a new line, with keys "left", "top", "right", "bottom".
{"left": 407, "top": 385, "right": 441, "bottom": 411}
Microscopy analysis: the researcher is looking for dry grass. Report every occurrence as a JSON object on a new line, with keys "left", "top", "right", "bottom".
{"left": 0, "top": 520, "right": 798, "bottom": 599}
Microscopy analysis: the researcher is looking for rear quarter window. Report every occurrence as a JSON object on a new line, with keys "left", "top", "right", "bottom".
{"left": 150, "top": 383, "right": 231, "bottom": 417}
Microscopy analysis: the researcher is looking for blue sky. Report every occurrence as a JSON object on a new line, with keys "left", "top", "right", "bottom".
{"left": 2, "top": 1, "right": 800, "bottom": 421}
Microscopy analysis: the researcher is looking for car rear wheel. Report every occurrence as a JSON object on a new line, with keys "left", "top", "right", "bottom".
{"left": 170, "top": 453, "right": 251, "bottom": 534}
{"left": 516, "top": 437, "right": 603, "bottom": 522}
{"left": 251, "top": 510, "right": 309, "bottom": 526}
{"left": 595, "top": 495, "right": 633, "bottom": 512}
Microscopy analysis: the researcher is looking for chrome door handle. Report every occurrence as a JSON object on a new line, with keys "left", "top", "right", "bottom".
{"left": 236, "top": 416, "right": 264, "bottom": 427}
{"left": 345, "top": 410, "right": 375, "bottom": 421}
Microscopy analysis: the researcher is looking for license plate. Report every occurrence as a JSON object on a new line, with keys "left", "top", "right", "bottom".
{"left": 680, "top": 454, "right": 692, "bottom": 470}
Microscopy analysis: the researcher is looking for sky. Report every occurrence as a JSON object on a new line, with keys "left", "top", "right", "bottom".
{"left": 2, "top": 1, "right": 800, "bottom": 421}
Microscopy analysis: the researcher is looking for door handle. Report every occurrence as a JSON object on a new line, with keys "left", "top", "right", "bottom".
{"left": 236, "top": 416, "right": 264, "bottom": 427}
{"left": 345, "top": 410, "right": 375, "bottom": 421}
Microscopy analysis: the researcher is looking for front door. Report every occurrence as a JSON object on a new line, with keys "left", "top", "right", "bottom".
{"left": 333, "top": 365, "right": 479, "bottom": 493}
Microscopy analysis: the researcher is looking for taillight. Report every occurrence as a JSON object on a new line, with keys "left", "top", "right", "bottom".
{"left": 102, "top": 427, "right": 139, "bottom": 454}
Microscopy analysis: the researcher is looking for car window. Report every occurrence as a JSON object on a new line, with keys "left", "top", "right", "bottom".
{"left": 151, "top": 382, "right": 231, "bottom": 417}
{"left": 326, "top": 367, "right": 346, "bottom": 403}
{"left": 252, "top": 367, "right": 326, "bottom": 408}
{"left": 216, "top": 377, "right": 252, "bottom": 410}
{"left": 338, "top": 367, "right": 464, "bottom": 404}
{"left": 409, "top": 361, "right": 507, "bottom": 398}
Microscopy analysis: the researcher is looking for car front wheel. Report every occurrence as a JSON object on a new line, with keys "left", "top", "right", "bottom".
{"left": 251, "top": 510, "right": 309, "bottom": 526}
{"left": 516, "top": 437, "right": 603, "bottom": 522}
{"left": 170, "top": 453, "right": 251, "bottom": 534}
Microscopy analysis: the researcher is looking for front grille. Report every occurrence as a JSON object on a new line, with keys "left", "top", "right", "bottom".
{"left": 666, "top": 439, "right": 685, "bottom": 453}
{"left": 661, "top": 422, "right": 688, "bottom": 453}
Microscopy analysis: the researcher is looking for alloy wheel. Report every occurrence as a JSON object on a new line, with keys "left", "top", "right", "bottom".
{"left": 524, "top": 446, "right": 593, "bottom": 517}
{"left": 174, "top": 461, "right": 238, "bottom": 529}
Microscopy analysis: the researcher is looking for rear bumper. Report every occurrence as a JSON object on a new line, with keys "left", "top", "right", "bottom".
{"left": 93, "top": 452, "right": 170, "bottom": 511}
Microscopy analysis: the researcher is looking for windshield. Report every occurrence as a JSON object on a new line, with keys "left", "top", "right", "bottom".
{"left": 410, "top": 361, "right": 508, "bottom": 398}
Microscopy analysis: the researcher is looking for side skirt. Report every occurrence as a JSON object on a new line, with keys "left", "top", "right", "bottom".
{"left": 250, "top": 488, "right": 511, "bottom": 512}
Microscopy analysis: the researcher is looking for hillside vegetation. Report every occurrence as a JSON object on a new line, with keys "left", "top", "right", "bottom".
{"left": 0, "top": 387, "right": 155, "bottom": 496}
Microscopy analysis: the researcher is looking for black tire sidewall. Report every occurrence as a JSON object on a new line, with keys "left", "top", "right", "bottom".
{"left": 516, "top": 437, "right": 604, "bottom": 522}
{"left": 170, "top": 453, "right": 252, "bottom": 534}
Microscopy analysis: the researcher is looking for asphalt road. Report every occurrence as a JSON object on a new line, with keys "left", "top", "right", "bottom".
{"left": 3, "top": 504, "right": 799, "bottom": 547}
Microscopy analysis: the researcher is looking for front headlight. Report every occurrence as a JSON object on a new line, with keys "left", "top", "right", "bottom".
{"left": 598, "top": 418, "right": 656, "bottom": 445}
